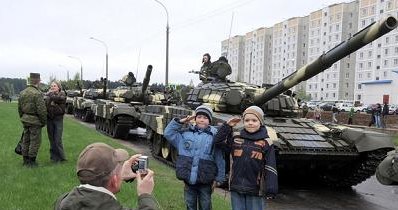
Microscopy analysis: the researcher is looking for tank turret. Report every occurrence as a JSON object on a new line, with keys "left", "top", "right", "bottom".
{"left": 113, "top": 65, "right": 152, "bottom": 103}
{"left": 185, "top": 16, "right": 397, "bottom": 117}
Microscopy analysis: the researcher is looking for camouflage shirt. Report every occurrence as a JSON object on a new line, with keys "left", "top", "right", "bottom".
{"left": 18, "top": 85, "right": 47, "bottom": 126}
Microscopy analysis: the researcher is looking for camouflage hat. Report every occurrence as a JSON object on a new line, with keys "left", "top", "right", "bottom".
{"left": 76, "top": 143, "right": 129, "bottom": 181}
{"left": 376, "top": 152, "right": 398, "bottom": 185}
{"left": 30, "top": 73, "right": 41, "bottom": 80}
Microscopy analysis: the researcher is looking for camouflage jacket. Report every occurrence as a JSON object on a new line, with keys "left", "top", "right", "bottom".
{"left": 18, "top": 85, "right": 47, "bottom": 126}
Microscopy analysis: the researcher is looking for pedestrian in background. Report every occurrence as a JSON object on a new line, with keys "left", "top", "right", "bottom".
{"left": 314, "top": 105, "right": 321, "bottom": 121}
{"left": 214, "top": 106, "right": 278, "bottom": 210}
{"left": 375, "top": 103, "right": 382, "bottom": 128}
{"left": 332, "top": 105, "right": 339, "bottom": 124}
{"left": 382, "top": 103, "right": 389, "bottom": 128}
{"left": 164, "top": 105, "right": 225, "bottom": 210}
{"left": 18, "top": 73, "right": 47, "bottom": 167}
{"left": 348, "top": 107, "right": 355, "bottom": 125}
{"left": 45, "top": 81, "right": 67, "bottom": 163}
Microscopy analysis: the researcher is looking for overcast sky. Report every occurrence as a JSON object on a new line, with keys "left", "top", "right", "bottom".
{"left": 0, "top": 0, "right": 352, "bottom": 85}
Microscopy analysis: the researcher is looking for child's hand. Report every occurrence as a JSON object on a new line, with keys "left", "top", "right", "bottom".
{"left": 227, "top": 117, "right": 241, "bottom": 127}
{"left": 179, "top": 115, "right": 195, "bottom": 124}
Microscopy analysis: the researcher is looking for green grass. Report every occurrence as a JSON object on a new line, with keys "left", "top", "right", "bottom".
{"left": 0, "top": 102, "right": 231, "bottom": 210}
{"left": 393, "top": 135, "right": 398, "bottom": 146}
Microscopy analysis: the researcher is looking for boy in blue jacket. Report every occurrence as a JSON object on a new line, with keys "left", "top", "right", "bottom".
{"left": 164, "top": 105, "right": 225, "bottom": 210}
{"left": 214, "top": 106, "right": 278, "bottom": 210}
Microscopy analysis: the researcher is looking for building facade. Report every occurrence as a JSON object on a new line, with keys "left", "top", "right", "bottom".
{"left": 272, "top": 17, "right": 309, "bottom": 92}
{"left": 221, "top": 35, "right": 245, "bottom": 82}
{"left": 306, "top": 2, "right": 358, "bottom": 101}
{"left": 243, "top": 27, "right": 273, "bottom": 85}
{"left": 355, "top": 0, "right": 398, "bottom": 104}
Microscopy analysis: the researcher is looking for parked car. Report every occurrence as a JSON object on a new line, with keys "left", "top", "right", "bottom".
{"left": 336, "top": 102, "right": 354, "bottom": 112}
{"left": 320, "top": 102, "right": 335, "bottom": 111}
{"left": 389, "top": 104, "right": 398, "bottom": 115}
{"left": 351, "top": 105, "right": 368, "bottom": 113}
{"left": 307, "top": 101, "right": 321, "bottom": 110}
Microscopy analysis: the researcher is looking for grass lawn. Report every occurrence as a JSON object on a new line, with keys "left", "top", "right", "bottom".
{"left": 0, "top": 102, "right": 231, "bottom": 210}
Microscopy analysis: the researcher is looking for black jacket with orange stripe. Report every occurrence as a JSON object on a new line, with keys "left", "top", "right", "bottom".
{"left": 214, "top": 123, "right": 278, "bottom": 197}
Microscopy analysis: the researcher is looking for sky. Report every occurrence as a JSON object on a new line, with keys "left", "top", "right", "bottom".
{"left": 0, "top": 0, "right": 352, "bottom": 85}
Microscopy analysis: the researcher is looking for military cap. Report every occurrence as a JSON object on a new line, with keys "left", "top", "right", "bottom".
{"left": 376, "top": 151, "right": 398, "bottom": 185}
{"left": 30, "top": 73, "right": 41, "bottom": 80}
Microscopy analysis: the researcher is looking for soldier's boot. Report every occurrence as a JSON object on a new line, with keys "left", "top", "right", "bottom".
{"left": 28, "top": 157, "right": 38, "bottom": 168}
{"left": 23, "top": 156, "right": 30, "bottom": 166}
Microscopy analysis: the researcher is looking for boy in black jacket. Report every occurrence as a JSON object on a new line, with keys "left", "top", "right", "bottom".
{"left": 214, "top": 106, "right": 278, "bottom": 210}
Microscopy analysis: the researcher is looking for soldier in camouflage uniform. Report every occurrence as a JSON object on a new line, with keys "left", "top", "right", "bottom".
{"left": 199, "top": 53, "right": 212, "bottom": 82}
{"left": 18, "top": 73, "right": 47, "bottom": 167}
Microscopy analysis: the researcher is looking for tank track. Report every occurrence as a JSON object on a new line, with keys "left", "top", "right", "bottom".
{"left": 95, "top": 116, "right": 135, "bottom": 140}
{"left": 148, "top": 139, "right": 176, "bottom": 168}
{"left": 320, "top": 148, "right": 391, "bottom": 188}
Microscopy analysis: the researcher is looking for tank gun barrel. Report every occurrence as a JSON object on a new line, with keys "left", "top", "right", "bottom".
{"left": 141, "top": 65, "right": 152, "bottom": 96}
{"left": 254, "top": 16, "right": 397, "bottom": 105}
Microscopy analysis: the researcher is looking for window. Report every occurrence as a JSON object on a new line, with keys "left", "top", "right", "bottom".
{"left": 358, "top": 84, "right": 362, "bottom": 89}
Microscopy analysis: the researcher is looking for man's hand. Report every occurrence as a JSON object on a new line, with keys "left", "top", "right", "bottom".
{"left": 227, "top": 117, "right": 241, "bottom": 127}
{"left": 121, "top": 154, "right": 142, "bottom": 181}
{"left": 179, "top": 115, "right": 195, "bottom": 124}
{"left": 137, "top": 169, "right": 155, "bottom": 196}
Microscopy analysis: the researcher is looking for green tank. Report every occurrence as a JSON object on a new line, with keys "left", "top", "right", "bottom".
{"left": 141, "top": 16, "right": 397, "bottom": 187}
{"left": 72, "top": 88, "right": 105, "bottom": 122}
{"left": 93, "top": 65, "right": 166, "bottom": 139}
{"left": 65, "top": 90, "right": 81, "bottom": 114}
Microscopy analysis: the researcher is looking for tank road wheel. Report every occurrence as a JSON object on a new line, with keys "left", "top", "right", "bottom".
{"left": 66, "top": 104, "right": 73, "bottom": 114}
{"left": 95, "top": 117, "right": 100, "bottom": 130}
{"left": 110, "top": 120, "right": 116, "bottom": 137}
{"left": 150, "top": 131, "right": 162, "bottom": 156}
{"left": 170, "top": 146, "right": 178, "bottom": 163}
{"left": 161, "top": 139, "right": 171, "bottom": 160}
{"left": 105, "top": 119, "right": 111, "bottom": 135}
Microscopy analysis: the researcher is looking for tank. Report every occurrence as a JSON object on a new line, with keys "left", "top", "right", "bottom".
{"left": 92, "top": 65, "right": 167, "bottom": 139}
{"left": 65, "top": 90, "right": 81, "bottom": 114}
{"left": 72, "top": 88, "right": 105, "bottom": 122}
{"left": 141, "top": 16, "right": 397, "bottom": 186}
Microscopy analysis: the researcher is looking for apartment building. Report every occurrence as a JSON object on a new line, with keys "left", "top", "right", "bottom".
{"left": 221, "top": 35, "right": 245, "bottom": 82}
{"left": 306, "top": 2, "right": 359, "bottom": 101}
{"left": 242, "top": 27, "right": 273, "bottom": 85}
{"left": 271, "top": 17, "right": 309, "bottom": 92}
{"left": 355, "top": 0, "right": 398, "bottom": 104}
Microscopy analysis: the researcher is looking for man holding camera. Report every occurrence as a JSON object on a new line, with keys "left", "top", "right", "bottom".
{"left": 54, "top": 142, "right": 158, "bottom": 210}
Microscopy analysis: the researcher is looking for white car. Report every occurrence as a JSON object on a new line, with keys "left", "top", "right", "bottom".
{"left": 389, "top": 104, "right": 398, "bottom": 115}
{"left": 351, "top": 105, "right": 368, "bottom": 113}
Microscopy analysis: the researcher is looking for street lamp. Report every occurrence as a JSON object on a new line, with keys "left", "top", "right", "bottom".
{"left": 89, "top": 37, "right": 109, "bottom": 97}
{"left": 153, "top": 0, "right": 169, "bottom": 86}
{"left": 67, "top": 56, "right": 83, "bottom": 83}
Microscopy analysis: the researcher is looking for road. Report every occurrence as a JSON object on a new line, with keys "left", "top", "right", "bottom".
{"left": 72, "top": 116, "right": 398, "bottom": 210}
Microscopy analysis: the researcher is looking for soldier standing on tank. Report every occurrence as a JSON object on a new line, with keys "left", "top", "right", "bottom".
{"left": 18, "top": 73, "right": 47, "bottom": 167}
{"left": 199, "top": 53, "right": 212, "bottom": 82}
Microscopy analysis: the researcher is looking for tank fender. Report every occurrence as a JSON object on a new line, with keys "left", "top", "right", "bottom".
{"left": 340, "top": 128, "right": 395, "bottom": 152}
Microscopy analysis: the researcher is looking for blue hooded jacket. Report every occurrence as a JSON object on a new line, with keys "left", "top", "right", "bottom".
{"left": 164, "top": 118, "right": 225, "bottom": 185}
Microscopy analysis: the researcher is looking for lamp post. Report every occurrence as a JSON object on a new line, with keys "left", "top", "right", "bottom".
{"left": 67, "top": 56, "right": 83, "bottom": 84}
{"left": 90, "top": 37, "right": 109, "bottom": 97}
{"left": 153, "top": 0, "right": 169, "bottom": 86}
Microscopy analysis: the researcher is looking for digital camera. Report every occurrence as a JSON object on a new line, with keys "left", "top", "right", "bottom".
{"left": 132, "top": 156, "right": 148, "bottom": 174}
